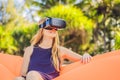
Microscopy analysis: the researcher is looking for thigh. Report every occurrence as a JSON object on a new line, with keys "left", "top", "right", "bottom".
{"left": 14, "top": 76, "right": 25, "bottom": 80}
{"left": 26, "top": 71, "right": 44, "bottom": 80}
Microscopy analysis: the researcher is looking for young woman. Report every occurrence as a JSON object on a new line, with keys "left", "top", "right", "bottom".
{"left": 15, "top": 18, "right": 92, "bottom": 80}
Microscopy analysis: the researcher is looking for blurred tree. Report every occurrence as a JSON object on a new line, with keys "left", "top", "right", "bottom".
{"left": 0, "top": 0, "right": 36, "bottom": 55}
{"left": 12, "top": 23, "right": 38, "bottom": 55}
{"left": 22, "top": 0, "right": 77, "bottom": 22}
{"left": 16, "top": 0, "right": 120, "bottom": 55}
{"left": 42, "top": 5, "right": 93, "bottom": 54}
{"left": 115, "top": 31, "right": 120, "bottom": 49}
{"left": 25, "top": 0, "right": 76, "bottom": 9}
{"left": 1, "top": 0, "right": 120, "bottom": 55}
{"left": 0, "top": 25, "right": 17, "bottom": 54}
{"left": 75, "top": 0, "right": 120, "bottom": 54}
{"left": 0, "top": 0, "right": 10, "bottom": 24}
{"left": 0, "top": 0, "right": 18, "bottom": 54}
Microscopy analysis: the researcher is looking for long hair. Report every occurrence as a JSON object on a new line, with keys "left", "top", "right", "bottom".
{"left": 30, "top": 18, "right": 61, "bottom": 71}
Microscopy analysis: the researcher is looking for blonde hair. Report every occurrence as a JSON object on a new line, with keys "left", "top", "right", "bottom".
{"left": 30, "top": 18, "right": 61, "bottom": 71}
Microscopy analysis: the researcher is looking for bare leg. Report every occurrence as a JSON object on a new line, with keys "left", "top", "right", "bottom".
{"left": 26, "top": 71, "right": 44, "bottom": 80}
{"left": 14, "top": 77, "right": 25, "bottom": 80}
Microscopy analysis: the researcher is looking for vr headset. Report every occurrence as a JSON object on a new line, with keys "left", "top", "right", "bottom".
{"left": 39, "top": 17, "right": 66, "bottom": 30}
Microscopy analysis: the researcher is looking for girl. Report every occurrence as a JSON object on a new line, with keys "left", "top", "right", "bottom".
{"left": 15, "top": 18, "right": 92, "bottom": 80}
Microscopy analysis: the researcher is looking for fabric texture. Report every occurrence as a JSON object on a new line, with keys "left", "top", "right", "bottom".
{"left": 28, "top": 46, "right": 59, "bottom": 79}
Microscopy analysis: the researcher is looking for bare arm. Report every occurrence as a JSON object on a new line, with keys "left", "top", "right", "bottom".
{"left": 60, "top": 46, "right": 82, "bottom": 62}
{"left": 60, "top": 46, "right": 92, "bottom": 63}
{"left": 20, "top": 46, "right": 33, "bottom": 76}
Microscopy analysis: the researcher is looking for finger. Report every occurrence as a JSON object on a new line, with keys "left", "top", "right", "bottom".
{"left": 81, "top": 56, "right": 85, "bottom": 63}
{"left": 82, "top": 57, "right": 84, "bottom": 64}
{"left": 85, "top": 56, "right": 91, "bottom": 63}
{"left": 86, "top": 57, "right": 90, "bottom": 63}
{"left": 83, "top": 57, "right": 87, "bottom": 64}
{"left": 86, "top": 56, "right": 91, "bottom": 63}
{"left": 89, "top": 56, "right": 93, "bottom": 61}
{"left": 86, "top": 57, "right": 89, "bottom": 63}
{"left": 88, "top": 56, "right": 92, "bottom": 61}
{"left": 81, "top": 57, "right": 83, "bottom": 63}
{"left": 84, "top": 57, "right": 87, "bottom": 64}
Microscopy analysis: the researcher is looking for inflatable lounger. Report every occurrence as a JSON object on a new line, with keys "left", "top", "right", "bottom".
{"left": 0, "top": 50, "right": 120, "bottom": 80}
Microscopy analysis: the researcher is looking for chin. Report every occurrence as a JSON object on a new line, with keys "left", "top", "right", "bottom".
{"left": 50, "top": 35, "right": 56, "bottom": 38}
{"left": 46, "top": 34, "right": 55, "bottom": 38}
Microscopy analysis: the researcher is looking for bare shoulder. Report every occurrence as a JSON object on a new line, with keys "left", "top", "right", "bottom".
{"left": 58, "top": 46, "right": 64, "bottom": 52}
{"left": 59, "top": 46, "right": 69, "bottom": 51}
{"left": 24, "top": 45, "right": 34, "bottom": 55}
{"left": 58, "top": 46, "right": 68, "bottom": 54}
{"left": 25, "top": 45, "right": 33, "bottom": 50}
{"left": 24, "top": 45, "right": 33, "bottom": 51}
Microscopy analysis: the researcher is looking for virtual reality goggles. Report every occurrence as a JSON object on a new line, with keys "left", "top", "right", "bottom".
{"left": 39, "top": 17, "right": 66, "bottom": 30}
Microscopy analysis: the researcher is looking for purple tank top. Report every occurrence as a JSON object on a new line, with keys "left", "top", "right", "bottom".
{"left": 28, "top": 46, "right": 59, "bottom": 75}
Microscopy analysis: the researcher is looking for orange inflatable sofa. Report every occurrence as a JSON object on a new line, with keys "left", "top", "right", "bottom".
{"left": 0, "top": 50, "right": 120, "bottom": 80}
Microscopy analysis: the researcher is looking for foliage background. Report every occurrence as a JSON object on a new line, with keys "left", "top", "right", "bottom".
{"left": 0, "top": 0, "right": 120, "bottom": 56}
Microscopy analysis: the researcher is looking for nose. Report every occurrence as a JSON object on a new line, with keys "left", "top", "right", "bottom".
{"left": 52, "top": 28, "right": 57, "bottom": 31}
{"left": 51, "top": 29, "right": 56, "bottom": 32}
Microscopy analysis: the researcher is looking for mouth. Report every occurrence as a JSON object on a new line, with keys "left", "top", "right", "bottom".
{"left": 49, "top": 30, "right": 56, "bottom": 34}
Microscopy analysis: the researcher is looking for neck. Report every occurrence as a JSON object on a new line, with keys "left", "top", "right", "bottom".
{"left": 39, "top": 36, "right": 53, "bottom": 48}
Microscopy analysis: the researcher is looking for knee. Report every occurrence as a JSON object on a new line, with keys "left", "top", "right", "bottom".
{"left": 14, "top": 77, "right": 25, "bottom": 80}
{"left": 26, "top": 71, "right": 44, "bottom": 80}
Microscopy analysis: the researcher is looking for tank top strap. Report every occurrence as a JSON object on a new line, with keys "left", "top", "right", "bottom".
{"left": 33, "top": 44, "right": 39, "bottom": 47}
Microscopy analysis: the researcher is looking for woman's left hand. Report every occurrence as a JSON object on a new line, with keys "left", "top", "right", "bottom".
{"left": 81, "top": 53, "right": 92, "bottom": 64}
